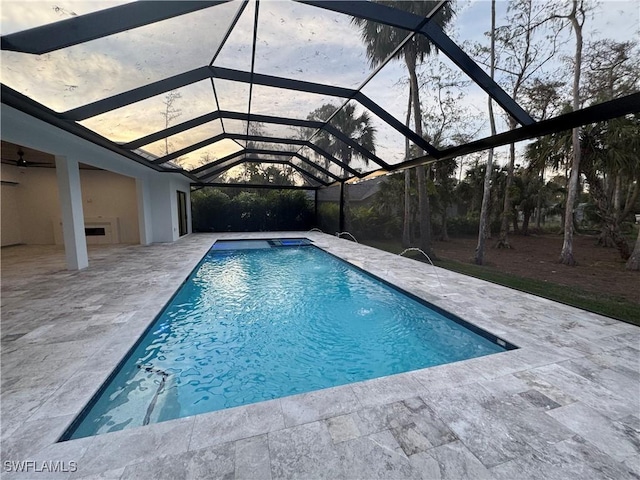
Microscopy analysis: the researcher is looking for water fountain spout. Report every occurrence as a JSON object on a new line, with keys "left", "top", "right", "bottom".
{"left": 336, "top": 232, "right": 358, "bottom": 243}
{"left": 398, "top": 248, "right": 443, "bottom": 289}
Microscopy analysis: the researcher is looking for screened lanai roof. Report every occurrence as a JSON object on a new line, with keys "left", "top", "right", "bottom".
{"left": 2, "top": 0, "right": 639, "bottom": 189}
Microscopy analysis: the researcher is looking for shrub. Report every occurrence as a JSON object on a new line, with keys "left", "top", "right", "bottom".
{"left": 317, "top": 202, "right": 340, "bottom": 233}
{"left": 349, "top": 206, "right": 401, "bottom": 240}
{"left": 191, "top": 188, "right": 314, "bottom": 232}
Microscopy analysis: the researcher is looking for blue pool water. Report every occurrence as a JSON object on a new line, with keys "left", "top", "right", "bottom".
{"left": 64, "top": 241, "right": 512, "bottom": 440}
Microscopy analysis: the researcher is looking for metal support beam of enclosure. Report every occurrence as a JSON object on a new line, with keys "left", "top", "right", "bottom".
{"left": 339, "top": 181, "right": 346, "bottom": 233}
{"left": 400, "top": 92, "right": 640, "bottom": 170}
{"left": 298, "top": 0, "right": 534, "bottom": 127}
{"left": 188, "top": 144, "right": 360, "bottom": 180}
{"left": 0, "top": 1, "right": 233, "bottom": 54}
{"left": 2, "top": 1, "right": 638, "bottom": 192}
{"left": 192, "top": 182, "right": 318, "bottom": 191}
{"left": 198, "top": 157, "right": 328, "bottom": 186}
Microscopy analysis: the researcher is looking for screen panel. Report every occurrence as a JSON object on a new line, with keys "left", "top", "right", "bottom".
{"left": 250, "top": 84, "right": 346, "bottom": 121}
{"left": 253, "top": 0, "right": 408, "bottom": 89}
{"left": 79, "top": 80, "right": 216, "bottom": 143}
{"left": 0, "top": 1, "right": 243, "bottom": 112}
{"left": 173, "top": 138, "right": 243, "bottom": 171}
{"left": 139, "top": 119, "right": 225, "bottom": 159}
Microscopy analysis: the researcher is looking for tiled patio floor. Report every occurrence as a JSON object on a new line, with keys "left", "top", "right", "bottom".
{"left": 1, "top": 232, "right": 639, "bottom": 479}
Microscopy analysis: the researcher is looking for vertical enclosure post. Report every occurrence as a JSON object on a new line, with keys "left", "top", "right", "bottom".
{"left": 314, "top": 189, "right": 319, "bottom": 227}
{"left": 339, "top": 182, "right": 345, "bottom": 233}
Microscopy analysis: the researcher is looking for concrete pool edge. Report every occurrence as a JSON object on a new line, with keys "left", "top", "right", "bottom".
{"left": 2, "top": 232, "right": 638, "bottom": 479}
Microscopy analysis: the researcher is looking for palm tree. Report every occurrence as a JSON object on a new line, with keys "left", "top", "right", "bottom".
{"left": 580, "top": 118, "right": 640, "bottom": 260}
{"left": 353, "top": 1, "right": 454, "bottom": 256}
{"left": 308, "top": 103, "right": 376, "bottom": 230}
{"left": 307, "top": 103, "right": 376, "bottom": 174}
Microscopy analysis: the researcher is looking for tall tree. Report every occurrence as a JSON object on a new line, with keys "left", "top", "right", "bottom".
{"left": 353, "top": 1, "right": 454, "bottom": 256}
{"left": 308, "top": 103, "right": 376, "bottom": 230}
{"left": 160, "top": 91, "right": 182, "bottom": 156}
{"left": 474, "top": 0, "right": 498, "bottom": 265}
{"left": 403, "top": 88, "right": 413, "bottom": 247}
{"left": 627, "top": 227, "right": 640, "bottom": 271}
{"left": 521, "top": 79, "right": 565, "bottom": 229}
{"left": 419, "top": 61, "right": 477, "bottom": 241}
{"left": 307, "top": 103, "right": 376, "bottom": 173}
{"left": 491, "top": 0, "right": 562, "bottom": 248}
{"left": 558, "top": 0, "right": 587, "bottom": 266}
{"left": 582, "top": 40, "right": 640, "bottom": 252}
{"left": 579, "top": 124, "right": 632, "bottom": 259}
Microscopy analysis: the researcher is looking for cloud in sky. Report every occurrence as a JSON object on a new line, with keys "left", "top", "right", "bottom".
{"left": 1, "top": 0, "right": 638, "bottom": 174}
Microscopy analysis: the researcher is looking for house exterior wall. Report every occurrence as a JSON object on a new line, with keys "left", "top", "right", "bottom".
{"left": 80, "top": 169, "right": 140, "bottom": 244}
{"left": 1, "top": 104, "right": 191, "bottom": 248}
{"left": 1, "top": 182, "right": 22, "bottom": 246}
{"left": 0, "top": 164, "right": 140, "bottom": 245}
{"left": 147, "top": 176, "right": 193, "bottom": 242}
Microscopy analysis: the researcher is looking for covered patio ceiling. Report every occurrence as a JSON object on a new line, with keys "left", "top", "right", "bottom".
{"left": 2, "top": 0, "right": 639, "bottom": 189}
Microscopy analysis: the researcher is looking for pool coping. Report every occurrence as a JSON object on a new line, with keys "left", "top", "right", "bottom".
{"left": 2, "top": 232, "right": 638, "bottom": 479}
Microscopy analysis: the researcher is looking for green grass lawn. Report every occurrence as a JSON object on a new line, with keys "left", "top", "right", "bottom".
{"left": 363, "top": 239, "right": 640, "bottom": 326}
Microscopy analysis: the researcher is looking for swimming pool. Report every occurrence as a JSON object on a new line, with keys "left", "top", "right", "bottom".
{"left": 62, "top": 239, "right": 515, "bottom": 440}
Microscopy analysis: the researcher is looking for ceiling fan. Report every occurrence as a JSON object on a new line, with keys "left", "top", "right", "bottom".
{"left": 1, "top": 148, "right": 51, "bottom": 168}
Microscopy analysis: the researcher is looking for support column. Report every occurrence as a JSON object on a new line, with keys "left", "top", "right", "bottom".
{"left": 314, "top": 189, "right": 319, "bottom": 227}
{"left": 148, "top": 176, "right": 176, "bottom": 243}
{"left": 339, "top": 181, "right": 345, "bottom": 233}
{"left": 136, "top": 176, "right": 153, "bottom": 245}
{"left": 55, "top": 155, "right": 88, "bottom": 270}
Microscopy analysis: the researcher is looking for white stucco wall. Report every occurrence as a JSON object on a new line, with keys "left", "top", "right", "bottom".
{"left": 1, "top": 182, "right": 22, "bottom": 246}
{"left": 80, "top": 169, "right": 140, "bottom": 244}
{"left": 1, "top": 104, "right": 192, "bottom": 247}
{"left": 0, "top": 164, "right": 141, "bottom": 245}
{"left": 146, "top": 175, "right": 193, "bottom": 243}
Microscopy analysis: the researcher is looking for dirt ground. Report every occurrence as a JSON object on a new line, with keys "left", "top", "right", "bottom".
{"left": 432, "top": 233, "right": 640, "bottom": 304}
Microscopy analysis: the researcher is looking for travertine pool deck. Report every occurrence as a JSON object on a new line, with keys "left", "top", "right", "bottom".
{"left": 1, "top": 232, "right": 639, "bottom": 479}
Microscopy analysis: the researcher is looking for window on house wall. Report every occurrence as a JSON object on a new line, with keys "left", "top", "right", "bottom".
{"left": 177, "top": 190, "right": 188, "bottom": 237}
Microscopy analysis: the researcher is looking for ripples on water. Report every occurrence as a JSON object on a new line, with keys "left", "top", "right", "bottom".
{"left": 69, "top": 246, "right": 504, "bottom": 439}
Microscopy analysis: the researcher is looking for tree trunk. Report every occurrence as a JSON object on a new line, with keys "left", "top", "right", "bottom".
{"left": 620, "top": 181, "right": 638, "bottom": 223}
{"left": 343, "top": 178, "right": 352, "bottom": 233}
{"left": 441, "top": 208, "right": 450, "bottom": 241}
{"left": 535, "top": 168, "right": 544, "bottom": 229}
{"left": 416, "top": 166, "right": 432, "bottom": 254}
{"left": 559, "top": 0, "right": 583, "bottom": 266}
{"left": 405, "top": 49, "right": 433, "bottom": 257}
{"left": 475, "top": 0, "right": 497, "bottom": 265}
{"left": 613, "top": 172, "right": 621, "bottom": 216}
{"left": 522, "top": 209, "right": 532, "bottom": 235}
{"left": 625, "top": 226, "right": 640, "bottom": 270}
{"left": 476, "top": 152, "right": 495, "bottom": 265}
{"left": 403, "top": 169, "right": 412, "bottom": 247}
{"left": 583, "top": 160, "right": 631, "bottom": 259}
{"left": 560, "top": 135, "right": 580, "bottom": 265}
{"left": 498, "top": 136, "right": 517, "bottom": 248}
{"left": 402, "top": 88, "right": 412, "bottom": 247}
